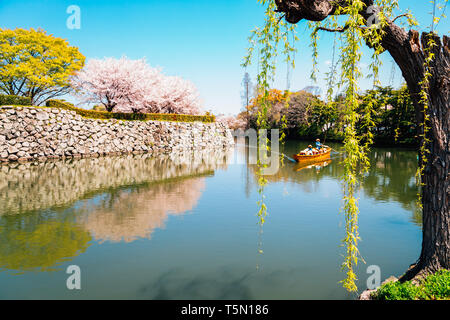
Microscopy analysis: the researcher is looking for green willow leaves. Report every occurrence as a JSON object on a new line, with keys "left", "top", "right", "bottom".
{"left": 244, "top": 0, "right": 426, "bottom": 292}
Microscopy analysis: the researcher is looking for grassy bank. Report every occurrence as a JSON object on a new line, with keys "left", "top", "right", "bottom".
{"left": 372, "top": 270, "right": 450, "bottom": 300}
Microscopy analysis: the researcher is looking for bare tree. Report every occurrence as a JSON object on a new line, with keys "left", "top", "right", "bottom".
{"left": 241, "top": 72, "right": 254, "bottom": 107}
{"left": 241, "top": 72, "right": 254, "bottom": 129}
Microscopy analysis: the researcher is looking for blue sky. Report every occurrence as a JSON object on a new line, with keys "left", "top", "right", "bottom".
{"left": 0, "top": 0, "right": 448, "bottom": 114}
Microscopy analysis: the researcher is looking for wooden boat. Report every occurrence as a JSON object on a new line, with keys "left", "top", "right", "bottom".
{"left": 292, "top": 148, "right": 331, "bottom": 163}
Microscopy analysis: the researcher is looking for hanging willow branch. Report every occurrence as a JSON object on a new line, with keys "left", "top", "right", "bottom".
{"left": 244, "top": 0, "right": 421, "bottom": 292}
{"left": 243, "top": 0, "right": 297, "bottom": 229}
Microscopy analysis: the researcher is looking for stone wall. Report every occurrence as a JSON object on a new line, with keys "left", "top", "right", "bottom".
{"left": 0, "top": 106, "right": 234, "bottom": 162}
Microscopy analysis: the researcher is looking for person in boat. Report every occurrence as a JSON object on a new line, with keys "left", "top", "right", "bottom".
{"left": 300, "top": 145, "right": 314, "bottom": 155}
{"left": 315, "top": 139, "right": 329, "bottom": 153}
{"left": 316, "top": 139, "right": 323, "bottom": 151}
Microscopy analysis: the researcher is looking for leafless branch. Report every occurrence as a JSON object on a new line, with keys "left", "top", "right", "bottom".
{"left": 392, "top": 13, "right": 410, "bottom": 23}
{"left": 316, "top": 24, "right": 349, "bottom": 33}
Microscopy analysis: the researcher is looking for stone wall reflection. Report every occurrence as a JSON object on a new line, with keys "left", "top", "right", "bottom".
{"left": 0, "top": 148, "right": 231, "bottom": 272}
{"left": 0, "top": 148, "right": 231, "bottom": 216}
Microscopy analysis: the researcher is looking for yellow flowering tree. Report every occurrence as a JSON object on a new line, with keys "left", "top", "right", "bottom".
{"left": 0, "top": 28, "right": 85, "bottom": 105}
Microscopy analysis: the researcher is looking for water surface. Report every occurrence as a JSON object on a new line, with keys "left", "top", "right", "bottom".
{"left": 0, "top": 141, "right": 421, "bottom": 299}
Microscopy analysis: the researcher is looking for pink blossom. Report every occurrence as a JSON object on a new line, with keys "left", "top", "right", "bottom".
{"left": 71, "top": 57, "right": 202, "bottom": 115}
{"left": 145, "top": 76, "right": 201, "bottom": 115}
{"left": 217, "top": 115, "right": 247, "bottom": 131}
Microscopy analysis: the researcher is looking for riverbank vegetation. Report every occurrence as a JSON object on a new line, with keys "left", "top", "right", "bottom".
{"left": 229, "top": 85, "right": 417, "bottom": 146}
{"left": 373, "top": 270, "right": 450, "bottom": 300}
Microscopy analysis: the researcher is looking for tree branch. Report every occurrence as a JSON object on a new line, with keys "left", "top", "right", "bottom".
{"left": 316, "top": 24, "right": 349, "bottom": 33}
{"left": 392, "top": 13, "right": 410, "bottom": 23}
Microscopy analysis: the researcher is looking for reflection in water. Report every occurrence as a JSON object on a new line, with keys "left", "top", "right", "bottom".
{"left": 362, "top": 150, "right": 420, "bottom": 224}
{"left": 0, "top": 149, "right": 230, "bottom": 216}
{"left": 246, "top": 141, "right": 420, "bottom": 225}
{"left": 138, "top": 268, "right": 254, "bottom": 300}
{"left": 77, "top": 178, "right": 206, "bottom": 243}
{"left": 0, "top": 216, "right": 91, "bottom": 273}
{"left": 137, "top": 265, "right": 352, "bottom": 300}
{"left": 0, "top": 148, "right": 231, "bottom": 273}
{"left": 294, "top": 160, "right": 332, "bottom": 172}
{"left": 0, "top": 142, "right": 421, "bottom": 299}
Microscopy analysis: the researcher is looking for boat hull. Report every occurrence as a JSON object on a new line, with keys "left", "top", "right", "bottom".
{"left": 292, "top": 149, "right": 331, "bottom": 163}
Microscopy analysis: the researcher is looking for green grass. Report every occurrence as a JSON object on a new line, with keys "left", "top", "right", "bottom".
{"left": 373, "top": 269, "right": 450, "bottom": 300}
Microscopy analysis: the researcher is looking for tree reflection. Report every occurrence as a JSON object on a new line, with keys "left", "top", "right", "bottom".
{"left": 77, "top": 177, "right": 206, "bottom": 243}
{"left": 0, "top": 214, "right": 91, "bottom": 273}
{"left": 362, "top": 149, "right": 421, "bottom": 225}
{"left": 0, "top": 148, "right": 231, "bottom": 272}
{"left": 246, "top": 142, "right": 420, "bottom": 225}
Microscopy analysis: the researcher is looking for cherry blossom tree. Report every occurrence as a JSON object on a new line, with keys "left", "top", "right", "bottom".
{"left": 71, "top": 57, "right": 202, "bottom": 115}
{"left": 217, "top": 115, "right": 247, "bottom": 131}
{"left": 144, "top": 75, "right": 201, "bottom": 115}
{"left": 71, "top": 57, "right": 161, "bottom": 112}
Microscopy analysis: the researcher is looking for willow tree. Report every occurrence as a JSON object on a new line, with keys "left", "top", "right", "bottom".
{"left": 245, "top": 0, "right": 449, "bottom": 291}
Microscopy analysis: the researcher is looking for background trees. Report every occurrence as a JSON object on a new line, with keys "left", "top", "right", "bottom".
{"left": 71, "top": 57, "right": 201, "bottom": 115}
{"left": 239, "top": 86, "right": 415, "bottom": 145}
{"left": 0, "top": 28, "right": 85, "bottom": 105}
{"left": 0, "top": 28, "right": 202, "bottom": 115}
{"left": 357, "top": 85, "right": 416, "bottom": 145}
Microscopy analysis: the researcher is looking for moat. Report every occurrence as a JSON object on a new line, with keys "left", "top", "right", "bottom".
{"left": 0, "top": 141, "right": 421, "bottom": 299}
